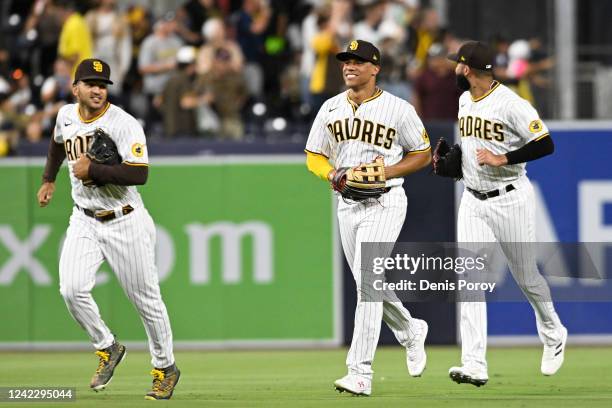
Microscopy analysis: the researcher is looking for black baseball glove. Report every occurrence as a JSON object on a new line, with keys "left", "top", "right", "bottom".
{"left": 87, "top": 128, "right": 120, "bottom": 165}
{"left": 432, "top": 137, "right": 463, "bottom": 180}
{"left": 83, "top": 128, "right": 121, "bottom": 187}
{"left": 331, "top": 157, "right": 390, "bottom": 202}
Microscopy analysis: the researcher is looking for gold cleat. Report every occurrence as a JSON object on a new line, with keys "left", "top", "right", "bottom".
{"left": 144, "top": 363, "right": 180, "bottom": 400}
{"left": 90, "top": 342, "right": 127, "bottom": 391}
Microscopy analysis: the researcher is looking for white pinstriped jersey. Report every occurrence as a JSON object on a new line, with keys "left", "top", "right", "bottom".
{"left": 306, "top": 88, "right": 430, "bottom": 187}
{"left": 458, "top": 81, "right": 550, "bottom": 192}
{"left": 53, "top": 103, "right": 148, "bottom": 211}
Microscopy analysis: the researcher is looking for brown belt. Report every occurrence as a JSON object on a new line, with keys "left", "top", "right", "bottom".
{"left": 75, "top": 204, "right": 134, "bottom": 222}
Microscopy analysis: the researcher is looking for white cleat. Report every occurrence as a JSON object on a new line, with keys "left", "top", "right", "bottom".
{"left": 448, "top": 365, "right": 488, "bottom": 387}
{"left": 333, "top": 374, "right": 371, "bottom": 396}
{"left": 541, "top": 327, "right": 568, "bottom": 376}
{"left": 406, "top": 319, "right": 428, "bottom": 377}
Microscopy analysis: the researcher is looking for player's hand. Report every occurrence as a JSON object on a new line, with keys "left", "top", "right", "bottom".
{"left": 476, "top": 148, "right": 508, "bottom": 167}
{"left": 37, "top": 182, "right": 55, "bottom": 207}
{"left": 73, "top": 154, "right": 91, "bottom": 180}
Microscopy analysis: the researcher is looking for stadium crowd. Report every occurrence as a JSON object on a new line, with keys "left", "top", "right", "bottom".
{"left": 0, "top": 0, "right": 554, "bottom": 156}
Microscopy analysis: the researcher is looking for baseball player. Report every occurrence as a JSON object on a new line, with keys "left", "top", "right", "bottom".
{"left": 305, "top": 40, "right": 431, "bottom": 396}
{"left": 36, "top": 59, "right": 180, "bottom": 400}
{"left": 445, "top": 41, "right": 567, "bottom": 386}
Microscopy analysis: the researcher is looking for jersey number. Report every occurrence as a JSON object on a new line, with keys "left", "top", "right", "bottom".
{"left": 65, "top": 134, "right": 94, "bottom": 161}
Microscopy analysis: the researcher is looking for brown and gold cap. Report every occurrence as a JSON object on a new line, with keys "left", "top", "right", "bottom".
{"left": 336, "top": 40, "right": 381, "bottom": 65}
{"left": 73, "top": 59, "right": 113, "bottom": 85}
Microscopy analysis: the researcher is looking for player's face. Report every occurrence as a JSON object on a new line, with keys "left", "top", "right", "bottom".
{"left": 342, "top": 59, "right": 379, "bottom": 88}
{"left": 73, "top": 80, "right": 109, "bottom": 111}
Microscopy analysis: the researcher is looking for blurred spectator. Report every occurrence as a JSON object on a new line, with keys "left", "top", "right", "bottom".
{"left": 353, "top": 0, "right": 388, "bottom": 47}
{"left": 407, "top": 7, "right": 443, "bottom": 78}
{"left": 138, "top": 13, "right": 183, "bottom": 130}
{"left": 506, "top": 39, "right": 534, "bottom": 104}
{"left": 22, "top": 0, "right": 63, "bottom": 78}
{"left": 309, "top": 7, "right": 346, "bottom": 113}
{"left": 507, "top": 39, "right": 530, "bottom": 79}
{"left": 8, "top": 70, "right": 32, "bottom": 115}
{"left": 527, "top": 37, "right": 555, "bottom": 117}
{"left": 176, "top": 0, "right": 222, "bottom": 46}
{"left": 377, "top": 20, "right": 409, "bottom": 100}
{"left": 491, "top": 34, "right": 510, "bottom": 81}
{"left": 49, "top": 0, "right": 93, "bottom": 79}
{"left": 500, "top": 37, "right": 554, "bottom": 116}
{"left": 126, "top": 6, "right": 152, "bottom": 58}
{"left": 28, "top": 58, "right": 73, "bottom": 141}
{"left": 384, "top": 0, "right": 419, "bottom": 25}
{"left": 7, "top": 68, "right": 38, "bottom": 143}
{"left": 40, "top": 59, "right": 73, "bottom": 106}
{"left": 196, "top": 18, "right": 244, "bottom": 75}
{"left": 526, "top": 37, "right": 555, "bottom": 88}
{"left": 279, "top": 52, "right": 302, "bottom": 115}
{"left": 328, "top": 0, "right": 354, "bottom": 48}
{"left": 191, "top": 48, "right": 248, "bottom": 139}
{"left": 86, "top": 0, "right": 132, "bottom": 96}
{"left": 0, "top": 89, "right": 26, "bottom": 156}
{"left": 160, "top": 47, "right": 198, "bottom": 137}
{"left": 412, "top": 43, "right": 460, "bottom": 120}
{"left": 442, "top": 30, "right": 462, "bottom": 57}
{"left": 258, "top": 0, "right": 293, "bottom": 111}
{"left": 232, "top": 0, "right": 271, "bottom": 98}
{"left": 299, "top": 4, "right": 318, "bottom": 108}
{"left": 300, "top": 0, "right": 352, "bottom": 113}
{"left": 123, "top": 5, "right": 152, "bottom": 101}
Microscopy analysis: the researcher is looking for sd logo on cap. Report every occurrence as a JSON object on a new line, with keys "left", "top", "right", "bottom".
{"left": 336, "top": 39, "right": 381, "bottom": 66}
{"left": 73, "top": 59, "right": 113, "bottom": 85}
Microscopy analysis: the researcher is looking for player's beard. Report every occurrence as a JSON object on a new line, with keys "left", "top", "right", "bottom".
{"left": 455, "top": 74, "right": 471, "bottom": 91}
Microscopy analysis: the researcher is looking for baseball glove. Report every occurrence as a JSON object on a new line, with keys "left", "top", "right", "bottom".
{"left": 432, "top": 138, "right": 463, "bottom": 180}
{"left": 331, "top": 156, "right": 390, "bottom": 202}
{"left": 83, "top": 128, "right": 121, "bottom": 187}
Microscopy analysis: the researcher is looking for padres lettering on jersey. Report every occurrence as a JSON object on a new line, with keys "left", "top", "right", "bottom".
{"left": 457, "top": 81, "right": 550, "bottom": 192}
{"left": 327, "top": 118, "right": 396, "bottom": 149}
{"left": 306, "top": 89, "right": 430, "bottom": 188}
{"left": 64, "top": 133, "right": 94, "bottom": 161}
{"left": 459, "top": 116, "right": 504, "bottom": 142}
{"left": 54, "top": 103, "right": 148, "bottom": 210}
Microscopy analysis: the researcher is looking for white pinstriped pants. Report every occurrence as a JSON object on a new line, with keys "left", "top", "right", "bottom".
{"left": 338, "top": 187, "right": 420, "bottom": 379}
{"left": 457, "top": 176, "right": 564, "bottom": 370}
{"left": 59, "top": 206, "right": 175, "bottom": 368}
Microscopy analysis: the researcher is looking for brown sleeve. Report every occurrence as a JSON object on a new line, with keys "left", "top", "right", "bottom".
{"left": 89, "top": 162, "right": 148, "bottom": 186}
{"left": 42, "top": 139, "right": 67, "bottom": 183}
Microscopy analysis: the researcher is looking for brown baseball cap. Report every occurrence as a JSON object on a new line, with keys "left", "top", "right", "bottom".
{"left": 73, "top": 58, "right": 113, "bottom": 85}
{"left": 447, "top": 41, "right": 494, "bottom": 71}
{"left": 336, "top": 40, "right": 381, "bottom": 65}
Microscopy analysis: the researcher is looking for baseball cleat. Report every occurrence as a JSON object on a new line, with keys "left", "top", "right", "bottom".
{"left": 333, "top": 374, "right": 371, "bottom": 396}
{"left": 541, "top": 326, "right": 568, "bottom": 376}
{"left": 448, "top": 365, "right": 488, "bottom": 387}
{"left": 406, "top": 319, "right": 428, "bottom": 377}
{"left": 90, "top": 341, "right": 127, "bottom": 391}
{"left": 145, "top": 363, "right": 181, "bottom": 400}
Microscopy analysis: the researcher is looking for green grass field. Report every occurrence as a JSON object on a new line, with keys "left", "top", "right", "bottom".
{"left": 2, "top": 346, "right": 612, "bottom": 407}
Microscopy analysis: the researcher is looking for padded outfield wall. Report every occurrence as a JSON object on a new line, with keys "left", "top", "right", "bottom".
{"left": 0, "top": 156, "right": 341, "bottom": 349}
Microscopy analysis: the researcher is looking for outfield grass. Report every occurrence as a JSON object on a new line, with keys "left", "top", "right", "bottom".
{"left": 2, "top": 346, "right": 612, "bottom": 407}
